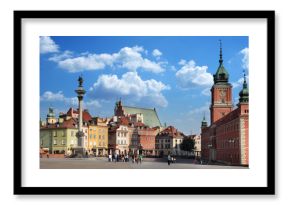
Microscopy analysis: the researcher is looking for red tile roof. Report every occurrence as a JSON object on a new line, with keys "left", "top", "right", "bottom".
{"left": 157, "top": 125, "right": 184, "bottom": 138}
{"left": 119, "top": 116, "right": 129, "bottom": 126}
{"left": 66, "top": 107, "right": 92, "bottom": 122}
{"left": 41, "top": 118, "right": 78, "bottom": 129}
{"left": 133, "top": 122, "right": 145, "bottom": 127}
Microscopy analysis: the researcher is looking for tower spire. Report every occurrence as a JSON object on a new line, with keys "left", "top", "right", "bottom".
{"left": 239, "top": 69, "right": 249, "bottom": 103}
{"left": 219, "top": 39, "right": 223, "bottom": 65}
{"left": 243, "top": 69, "right": 247, "bottom": 84}
{"left": 213, "top": 40, "right": 229, "bottom": 84}
{"left": 201, "top": 112, "right": 208, "bottom": 128}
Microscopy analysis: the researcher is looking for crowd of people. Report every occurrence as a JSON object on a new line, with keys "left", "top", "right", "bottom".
{"left": 106, "top": 152, "right": 179, "bottom": 165}
{"left": 108, "top": 152, "right": 143, "bottom": 164}
{"left": 167, "top": 154, "right": 176, "bottom": 165}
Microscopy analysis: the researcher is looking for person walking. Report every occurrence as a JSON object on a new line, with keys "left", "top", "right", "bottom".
{"left": 139, "top": 154, "right": 143, "bottom": 164}
{"left": 136, "top": 154, "right": 139, "bottom": 164}
{"left": 168, "top": 154, "right": 171, "bottom": 166}
{"left": 114, "top": 153, "right": 118, "bottom": 163}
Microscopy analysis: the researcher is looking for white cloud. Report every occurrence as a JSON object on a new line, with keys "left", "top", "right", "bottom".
{"left": 175, "top": 60, "right": 213, "bottom": 88}
{"left": 152, "top": 49, "right": 162, "bottom": 59}
{"left": 232, "top": 75, "right": 249, "bottom": 89}
{"left": 52, "top": 46, "right": 165, "bottom": 73}
{"left": 89, "top": 72, "right": 170, "bottom": 107}
{"left": 40, "top": 91, "right": 65, "bottom": 101}
{"left": 170, "top": 66, "right": 177, "bottom": 71}
{"left": 190, "top": 102, "right": 211, "bottom": 115}
{"left": 178, "top": 59, "right": 187, "bottom": 65}
{"left": 57, "top": 54, "right": 109, "bottom": 72}
{"left": 40, "top": 36, "right": 59, "bottom": 54}
{"left": 85, "top": 100, "right": 102, "bottom": 108}
{"left": 40, "top": 91, "right": 101, "bottom": 109}
{"left": 40, "top": 91, "right": 78, "bottom": 106}
{"left": 240, "top": 47, "right": 249, "bottom": 70}
{"left": 48, "top": 50, "right": 73, "bottom": 62}
{"left": 188, "top": 102, "right": 211, "bottom": 127}
{"left": 201, "top": 87, "right": 211, "bottom": 96}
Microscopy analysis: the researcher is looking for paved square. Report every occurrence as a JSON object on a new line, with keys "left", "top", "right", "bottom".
{"left": 40, "top": 157, "right": 247, "bottom": 169}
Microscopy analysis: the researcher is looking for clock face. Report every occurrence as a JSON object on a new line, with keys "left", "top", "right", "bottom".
{"left": 219, "top": 90, "right": 226, "bottom": 103}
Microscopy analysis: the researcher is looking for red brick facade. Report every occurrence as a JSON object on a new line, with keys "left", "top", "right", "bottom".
{"left": 210, "top": 85, "right": 233, "bottom": 124}
{"left": 202, "top": 100, "right": 249, "bottom": 165}
{"left": 138, "top": 128, "right": 156, "bottom": 155}
{"left": 201, "top": 45, "right": 249, "bottom": 166}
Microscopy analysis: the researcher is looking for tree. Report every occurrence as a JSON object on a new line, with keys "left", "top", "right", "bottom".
{"left": 180, "top": 137, "right": 195, "bottom": 156}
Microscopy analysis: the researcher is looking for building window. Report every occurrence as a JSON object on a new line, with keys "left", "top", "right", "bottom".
{"left": 90, "top": 134, "right": 92, "bottom": 139}
{"left": 99, "top": 142, "right": 101, "bottom": 146}
{"left": 99, "top": 135, "right": 101, "bottom": 139}
{"left": 103, "top": 142, "right": 105, "bottom": 146}
{"left": 53, "top": 139, "right": 57, "bottom": 145}
{"left": 61, "top": 140, "right": 65, "bottom": 145}
{"left": 41, "top": 139, "right": 43, "bottom": 145}
{"left": 71, "top": 139, "right": 74, "bottom": 145}
{"left": 71, "top": 131, "right": 74, "bottom": 136}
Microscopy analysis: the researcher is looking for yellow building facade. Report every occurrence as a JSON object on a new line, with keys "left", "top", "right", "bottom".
{"left": 88, "top": 119, "right": 108, "bottom": 156}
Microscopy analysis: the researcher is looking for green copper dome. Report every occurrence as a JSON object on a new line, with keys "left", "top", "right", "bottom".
{"left": 214, "top": 64, "right": 229, "bottom": 83}
{"left": 239, "top": 73, "right": 249, "bottom": 103}
{"left": 201, "top": 114, "right": 208, "bottom": 127}
{"left": 47, "top": 107, "right": 55, "bottom": 118}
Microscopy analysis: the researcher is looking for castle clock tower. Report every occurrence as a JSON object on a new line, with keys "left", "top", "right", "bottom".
{"left": 210, "top": 41, "right": 233, "bottom": 124}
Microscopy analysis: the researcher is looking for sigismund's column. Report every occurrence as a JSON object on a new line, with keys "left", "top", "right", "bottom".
{"left": 75, "top": 76, "right": 86, "bottom": 157}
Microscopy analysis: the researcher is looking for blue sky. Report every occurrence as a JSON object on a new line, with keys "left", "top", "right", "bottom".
{"left": 40, "top": 36, "right": 248, "bottom": 135}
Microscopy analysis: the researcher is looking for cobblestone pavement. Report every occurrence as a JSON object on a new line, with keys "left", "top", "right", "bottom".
{"left": 40, "top": 157, "right": 248, "bottom": 169}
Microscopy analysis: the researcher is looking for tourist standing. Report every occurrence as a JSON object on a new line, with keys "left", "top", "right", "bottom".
{"left": 168, "top": 154, "right": 171, "bottom": 165}
{"left": 114, "top": 153, "right": 117, "bottom": 163}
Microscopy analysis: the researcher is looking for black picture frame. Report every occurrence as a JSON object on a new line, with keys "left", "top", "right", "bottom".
{"left": 14, "top": 10, "right": 275, "bottom": 195}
